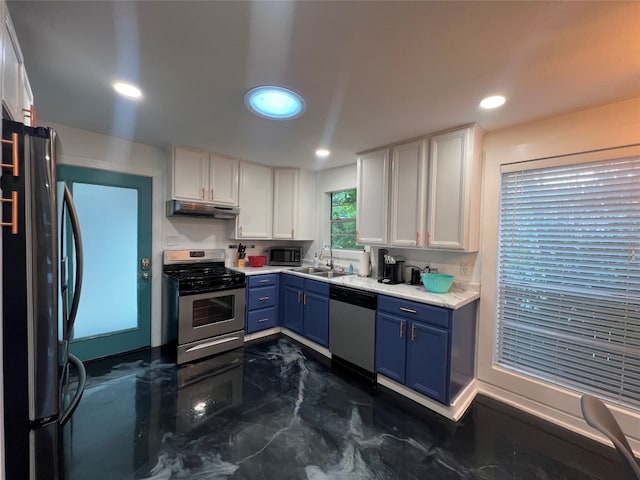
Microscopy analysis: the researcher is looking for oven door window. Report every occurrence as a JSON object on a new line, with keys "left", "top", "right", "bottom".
{"left": 192, "top": 296, "right": 235, "bottom": 327}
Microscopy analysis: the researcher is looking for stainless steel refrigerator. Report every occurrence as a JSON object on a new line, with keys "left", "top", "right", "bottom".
{"left": 1, "top": 118, "right": 86, "bottom": 479}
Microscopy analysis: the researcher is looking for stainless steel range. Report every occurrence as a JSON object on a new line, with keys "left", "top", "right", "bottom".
{"left": 163, "top": 249, "right": 246, "bottom": 364}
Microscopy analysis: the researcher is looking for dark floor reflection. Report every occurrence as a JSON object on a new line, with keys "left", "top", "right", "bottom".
{"left": 63, "top": 337, "right": 621, "bottom": 479}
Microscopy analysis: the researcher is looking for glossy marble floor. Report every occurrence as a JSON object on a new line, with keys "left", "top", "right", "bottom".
{"left": 63, "top": 336, "right": 622, "bottom": 479}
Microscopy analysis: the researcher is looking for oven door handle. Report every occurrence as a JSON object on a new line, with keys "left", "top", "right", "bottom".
{"left": 185, "top": 335, "right": 243, "bottom": 353}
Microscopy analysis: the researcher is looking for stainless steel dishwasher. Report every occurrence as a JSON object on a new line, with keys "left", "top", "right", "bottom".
{"left": 329, "top": 285, "right": 377, "bottom": 374}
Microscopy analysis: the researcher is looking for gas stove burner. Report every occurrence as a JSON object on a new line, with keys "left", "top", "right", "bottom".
{"left": 163, "top": 250, "right": 246, "bottom": 295}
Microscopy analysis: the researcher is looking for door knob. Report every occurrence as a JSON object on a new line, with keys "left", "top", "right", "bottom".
{"left": 141, "top": 258, "right": 150, "bottom": 271}
{"left": 141, "top": 272, "right": 150, "bottom": 280}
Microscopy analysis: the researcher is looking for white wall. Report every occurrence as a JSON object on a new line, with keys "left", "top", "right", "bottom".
{"left": 477, "top": 97, "right": 640, "bottom": 451}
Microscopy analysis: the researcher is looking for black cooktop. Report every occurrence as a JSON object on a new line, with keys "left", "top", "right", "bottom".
{"left": 164, "top": 262, "right": 246, "bottom": 295}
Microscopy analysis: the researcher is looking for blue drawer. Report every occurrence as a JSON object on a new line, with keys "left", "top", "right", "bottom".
{"left": 248, "top": 274, "right": 278, "bottom": 288}
{"left": 246, "top": 306, "right": 278, "bottom": 333}
{"left": 248, "top": 285, "right": 277, "bottom": 310}
{"left": 377, "top": 295, "right": 450, "bottom": 328}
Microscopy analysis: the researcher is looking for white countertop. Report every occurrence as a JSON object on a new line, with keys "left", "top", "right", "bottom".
{"left": 230, "top": 265, "right": 479, "bottom": 310}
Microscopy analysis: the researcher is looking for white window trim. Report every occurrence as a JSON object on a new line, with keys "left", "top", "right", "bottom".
{"left": 478, "top": 143, "right": 640, "bottom": 450}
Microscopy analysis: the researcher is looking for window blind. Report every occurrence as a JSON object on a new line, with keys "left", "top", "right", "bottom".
{"left": 497, "top": 156, "right": 640, "bottom": 408}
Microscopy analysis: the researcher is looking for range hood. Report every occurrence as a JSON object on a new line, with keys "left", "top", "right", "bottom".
{"left": 166, "top": 200, "right": 239, "bottom": 219}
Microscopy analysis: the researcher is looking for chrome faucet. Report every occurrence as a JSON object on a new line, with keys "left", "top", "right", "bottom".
{"left": 323, "top": 244, "right": 334, "bottom": 270}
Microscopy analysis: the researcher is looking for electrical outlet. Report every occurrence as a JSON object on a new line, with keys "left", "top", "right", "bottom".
{"left": 460, "top": 263, "right": 469, "bottom": 275}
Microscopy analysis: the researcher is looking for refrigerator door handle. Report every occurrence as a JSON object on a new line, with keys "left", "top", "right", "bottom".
{"left": 63, "top": 183, "right": 83, "bottom": 335}
{"left": 59, "top": 353, "right": 86, "bottom": 426}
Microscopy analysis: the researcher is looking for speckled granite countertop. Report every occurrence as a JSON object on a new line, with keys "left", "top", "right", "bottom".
{"left": 229, "top": 265, "right": 479, "bottom": 310}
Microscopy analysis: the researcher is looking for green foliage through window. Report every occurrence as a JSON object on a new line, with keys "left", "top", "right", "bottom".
{"left": 330, "top": 189, "right": 363, "bottom": 250}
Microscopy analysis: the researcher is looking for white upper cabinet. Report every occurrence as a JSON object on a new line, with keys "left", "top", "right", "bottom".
{"left": 170, "top": 146, "right": 238, "bottom": 205}
{"left": 272, "top": 168, "right": 314, "bottom": 240}
{"left": 356, "top": 148, "right": 390, "bottom": 245}
{"left": 208, "top": 153, "right": 239, "bottom": 205}
{"left": 357, "top": 124, "right": 483, "bottom": 251}
{"left": 389, "top": 139, "right": 428, "bottom": 248}
{"left": 20, "top": 66, "right": 34, "bottom": 125}
{"left": 426, "top": 125, "right": 484, "bottom": 251}
{"left": 2, "top": 6, "right": 24, "bottom": 121}
{"left": 233, "top": 162, "right": 273, "bottom": 239}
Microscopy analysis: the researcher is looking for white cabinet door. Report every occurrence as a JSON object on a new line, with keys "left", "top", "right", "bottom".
{"left": 209, "top": 153, "right": 238, "bottom": 205}
{"left": 295, "top": 169, "right": 314, "bottom": 240}
{"left": 273, "top": 168, "right": 314, "bottom": 240}
{"left": 2, "top": 10, "right": 22, "bottom": 121}
{"left": 172, "top": 146, "right": 209, "bottom": 202}
{"left": 356, "top": 148, "right": 389, "bottom": 245}
{"left": 390, "top": 139, "right": 428, "bottom": 247}
{"left": 20, "top": 66, "right": 34, "bottom": 126}
{"left": 272, "top": 168, "right": 297, "bottom": 239}
{"left": 426, "top": 126, "right": 483, "bottom": 251}
{"left": 236, "top": 162, "right": 273, "bottom": 239}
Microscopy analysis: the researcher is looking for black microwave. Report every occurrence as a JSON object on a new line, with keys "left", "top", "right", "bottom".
{"left": 268, "top": 247, "right": 302, "bottom": 266}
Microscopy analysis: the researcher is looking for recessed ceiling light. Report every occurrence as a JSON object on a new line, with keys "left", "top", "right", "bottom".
{"left": 113, "top": 81, "right": 142, "bottom": 99}
{"left": 479, "top": 95, "right": 506, "bottom": 109}
{"left": 315, "top": 148, "right": 330, "bottom": 158}
{"left": 244, "top": 86, "right": 305, "bottom": 120}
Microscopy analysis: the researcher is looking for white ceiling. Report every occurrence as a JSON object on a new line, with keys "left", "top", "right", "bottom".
{"left": 7, "top": 1, "right": 640, "bottom": 171}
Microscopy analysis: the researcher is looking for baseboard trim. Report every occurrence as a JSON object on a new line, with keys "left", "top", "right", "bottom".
{"left": 377, "top": 375, "right": 478, "bottom": 421}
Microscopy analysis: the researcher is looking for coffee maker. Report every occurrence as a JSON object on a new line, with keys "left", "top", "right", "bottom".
{"left": 377, "top": 250, "right": 405, "bottom": 284}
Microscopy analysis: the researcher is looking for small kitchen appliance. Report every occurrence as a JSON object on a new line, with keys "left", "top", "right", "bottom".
{"left": 163, "top": 249, "right": 246, "bottom": 364}
{"left": 379, "top": 254, "right": 405, "bottom": 284}
{"left": 410, "top": 267, "right": 422, "bottom": 285}
{"left": 268, "top": 246, "right": 302, "bottom": 266}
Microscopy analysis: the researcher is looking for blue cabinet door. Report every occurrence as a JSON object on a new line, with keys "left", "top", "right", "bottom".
{"left": 303, "top": 289, "right": 329, "bottom": 347}
{"left": 405, "top": 321, "right": 449, "bottom": 403}
{"left": 375, "top": 312, "right": 407, "bottom": 383}
{"left": 282, "top": 276, "right": 304, "bottom": 333}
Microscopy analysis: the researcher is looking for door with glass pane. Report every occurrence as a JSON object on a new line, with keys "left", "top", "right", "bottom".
{"left": 58, "top": 166, "right": 152, "bottom": 361}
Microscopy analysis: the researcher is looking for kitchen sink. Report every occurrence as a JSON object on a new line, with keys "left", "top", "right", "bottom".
{"left": 311, "top": 270, "right": 353, "bottom": 279}
{"left": 291, "top": 266, "right": 331, "bottom": 274}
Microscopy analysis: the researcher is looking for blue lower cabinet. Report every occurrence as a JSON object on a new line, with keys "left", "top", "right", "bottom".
{"left": 375, "top": 312, "right": 407, "bottom": 383}
{"left": 303, "top": 280, "right": 329, "bottom": 347}
{"left": 405, "top": 321, "right": 449, "bottom": 403}
{"left": 375, "top": 295, "right": 471, "bottom": 405}
{"left": 246, "top": 274, "right": 279, "bottom": 334}
{"left": 282, "top": 275, "right": 304, "bottom": 333}
{"left": 281, "top": 275, "right": 329, "bottom": 347}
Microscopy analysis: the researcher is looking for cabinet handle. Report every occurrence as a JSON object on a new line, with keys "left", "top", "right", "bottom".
{"left": 239, "top": 225, "right": 243, "bottom": 236}
{"left": 22, "top": 105, "right": 36, "bottom": 126}
{"left": 298, "top": 291, "right": 302, "bottom": 303}
{"left": 291, "top": 228, "right": 294, "bottom": 239}
{"left": 0, "top": 133, "right": 19, "bottom": 176}
{"left": 411, "top": 323, "right": 416, "bottom": 342}
{"left": 258, "top": 279, "right": 270, "bottom": 284}
{"left": 258, "top": 317, "right": 269, "bottom": 323}
{"left": 258, "top": 296, "right": 269, "bottom": 301}
{"left": 399, "top": 320, "right": 405, "bottom": 338}
{"left": 426, "top": 231, "right": 431, "bottom": 247}
{"left": 210, "top": 189, "right": 214, "bottom": 201}
{"left": 201, "top": 187, "right": 205, "bottom": 200}
{"left": 400, "top": 307, "right": 417, "bottom": 314}
{"left": 303, "top": 293, "right": 307, "bottom": 305}
{"left": 416, "top": 231, "right": 420, "bottom": 247}
{"left": 0, "top": 191, "right": 18, "bottom": 234}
